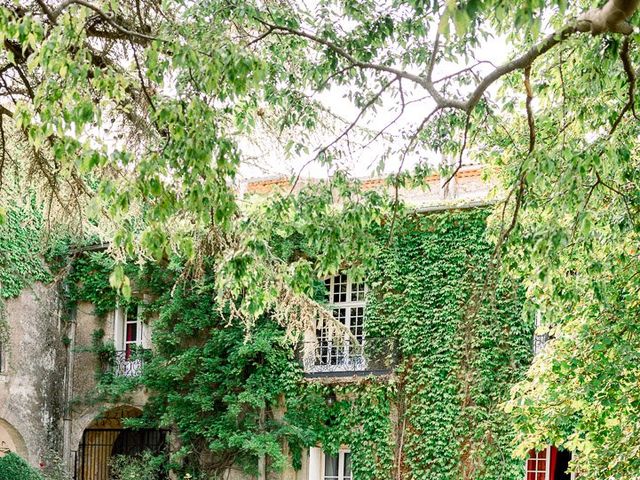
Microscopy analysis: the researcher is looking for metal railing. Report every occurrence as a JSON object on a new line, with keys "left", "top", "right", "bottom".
{"left": 298, "top": 337, "right": 398, "bottom": 377}
{"left": 73, "top": 428, "right": 167, "bottom": 480}
{"left": 533, "top": 332, "right": 550, "bottom": 355}
{"left": 103, "top": 350, "right": 148, "bottom": 377}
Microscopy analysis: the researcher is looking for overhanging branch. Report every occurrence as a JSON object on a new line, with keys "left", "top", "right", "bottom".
{"left": 259, "top": 0, "right": 640, "bottom": 114}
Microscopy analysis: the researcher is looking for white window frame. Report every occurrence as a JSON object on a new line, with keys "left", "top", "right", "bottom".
{"left": 321, "top": 449, "right": 352, "bottom": 480}
{"left": 324, "top": 274, "right": 366, "bottom": 343}
{"left": 525, "top": 447, "right": 576, "bottom": 480}
{"left": 114, "top": 305, "right": 144, "bottom": 352}
{"left": 525, "top": 446, "right": 551, "bottom": 480}
{"left": 113, "top": 305, "right": 145, "bottom": 376}
{"left": 124, "top": 306, "right": 144, "bottom": 353}
{"left": 305, "top": 274, "right": 366, "bottom": 373}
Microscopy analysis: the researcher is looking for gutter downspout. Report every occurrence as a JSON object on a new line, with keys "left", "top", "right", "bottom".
{"left": 61, "top": 269, "right": 77, "bottom": 473}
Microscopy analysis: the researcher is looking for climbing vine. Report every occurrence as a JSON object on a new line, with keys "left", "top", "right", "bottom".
{"left": 54, "top": 208, "right": 531, "bottom": 479}
{"left": 0, "top": 199, "right": 51, "bottom": 299}
{"left": 363, "top": 209, "right": 533, "bottom": 480}
{"left": 0, "top": 198, "right": 53, "bottom": 358}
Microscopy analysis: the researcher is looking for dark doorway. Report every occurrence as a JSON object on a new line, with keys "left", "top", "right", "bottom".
{"left": 554, "top": 449, "right": 572, "bottom": 480}
{"left": 74, "top": 428, "right": 167, "bottom": 480}
{"left": 111, "top": 429, "right": 166, "bottom": 456}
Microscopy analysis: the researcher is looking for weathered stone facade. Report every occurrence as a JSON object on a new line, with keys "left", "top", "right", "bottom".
{"left": 0, "top": 288, "right": 149, "bottom": 475}
{"left": 0, "top": 283, "right": 66, "bottom": 466}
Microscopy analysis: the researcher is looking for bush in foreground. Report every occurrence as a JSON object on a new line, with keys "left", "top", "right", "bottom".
{"left": 0, "top": 453, "right": 44, "bottom": 480}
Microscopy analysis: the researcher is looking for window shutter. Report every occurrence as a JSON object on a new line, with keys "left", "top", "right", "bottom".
{"left": 113, "top": 308, "right": 124, "bottom": 351}
{"left": 308, "top": 447, "right": 322, "bottom": 480}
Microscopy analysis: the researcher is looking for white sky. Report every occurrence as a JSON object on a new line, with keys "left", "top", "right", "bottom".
{"left": 237, "top": 34, "right": 512, "bottom": 182}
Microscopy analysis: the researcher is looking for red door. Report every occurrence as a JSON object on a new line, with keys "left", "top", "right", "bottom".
{"left": 527, "top": 447, "right": 571, "bottom": 480}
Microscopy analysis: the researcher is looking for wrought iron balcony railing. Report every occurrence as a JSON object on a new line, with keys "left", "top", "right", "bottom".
{"left": 298, "top": 337, "right": 398, "bottom": 377}
{"left": 533, "top": 332, "right": 550, "bottom": 355}
{"left": 103, "top": 350, "right": 147, "bottom": 377}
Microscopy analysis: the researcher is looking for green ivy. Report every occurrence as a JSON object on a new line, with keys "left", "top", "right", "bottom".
{"left": 60, "top": 208, "right": 532, "bottom": 479}
{"left": 364, "top": 209, "right": 533, "bottom": 480}
{"left": 62, "top": 252, "right": 174, "bottom": 404}
{"left": 0, "top": 201, "right": 51, "bottom": 299}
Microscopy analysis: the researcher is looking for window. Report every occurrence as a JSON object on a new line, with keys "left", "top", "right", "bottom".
{"left": 115, "top": 305, "right": 144, "bottom": 355}
{"left": 309, "top": 447, "right": 352, "bottom": 480}
{"left": 323, "top": 450, "right": 351, "bottom": 480}
{"left": 312, "top": 274, "right": 366, "bottom": 371}
{"left": 526, "top": 447, "right": 574, "bottom": 480}
{"left": 526, "top": 448, "right": 550, "bottom": 480}
{"left": 301, "top": 275, "right": 397, "bottom": 376}
{"left": 123, "top": 306, "right": 143, "bottom": 358}
{"left": 113, "top": 305, "right": 146, "bottom": 376}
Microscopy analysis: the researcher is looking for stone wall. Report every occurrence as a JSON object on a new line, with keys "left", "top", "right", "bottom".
{"left": 0, "top": 288, "right": 149, "bottom": 473}
{"left": 0, "top": 282, "right": 66, "bottom": 466}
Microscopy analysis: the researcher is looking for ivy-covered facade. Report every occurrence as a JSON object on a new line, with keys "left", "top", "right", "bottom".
{"left": 0, "top": 192, "right": 535, "bottom": 479}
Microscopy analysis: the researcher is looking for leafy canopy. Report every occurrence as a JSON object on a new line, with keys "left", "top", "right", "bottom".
{"left": 2, "top": 0, "right": 640, "bottom": 478}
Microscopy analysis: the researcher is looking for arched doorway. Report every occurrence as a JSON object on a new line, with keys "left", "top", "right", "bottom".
{"left": 0, "top": 418, "right": 28, "bottom": 460}
{"left": 74, "top": 406, "right": 166, "bottom": 480}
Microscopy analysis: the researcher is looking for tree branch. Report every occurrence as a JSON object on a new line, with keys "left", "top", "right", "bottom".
{"left": 620, "top": 37, "right": 639, "bottom": 120}
{"left": 443, "top": 113, "right": 471, "bottom": 188}
{"left": 287, "top": 76, "right": 398, "bottom": 196}
{"left": 362, "top": 78, "right": 405, "bottom": 150}
{"left": 524, "top": 65, "right": 536, "bottom": 155}
{"left": 260, "top": 18, "right": 582, "bottom": 114}
{"left": 256, "top": 19, "right": 428, "bottom": 88}
{"left": 48, "top": 0, "right": 157, "bottom": 42}
{"left": 577, "top": 0, "right": 640, "bottom": 34}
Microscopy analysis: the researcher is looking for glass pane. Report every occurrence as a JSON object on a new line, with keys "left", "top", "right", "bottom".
{"left": 126, "top": 323, "right": 138, "bottom": 343}
{"left": 316, "top": 328, "right": 330, "bottom": 365}
{"left": 343, "top": 452, "right": 352, "bottom": 476}
{"left": 351, "top": 282, "right": 365, "bottom": 301}
{"left": 350, "top": 307, "right": 364, "bottom": 342}
{"left": 333, "top": 274, "right": 347, "bottom": 303}
{"left": 324, "top": 454, "right": 338, "bottom": 478}
{"left": 324, "top": 278, "right": 331, "bottom": 302}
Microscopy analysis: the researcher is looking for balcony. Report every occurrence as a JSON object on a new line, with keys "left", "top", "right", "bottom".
{"left": 299, "top": 337, "right": 398, "bottom": 378}
{"left": 533, "top": 332, "right": 550, "bottom": 355}
{"left": 102, "top": 350, "right": 148, "bottom": 377}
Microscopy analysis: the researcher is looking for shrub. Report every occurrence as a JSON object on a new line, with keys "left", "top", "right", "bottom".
{"left": 41, "top": 449, "right": 71, "bottom": 480}
{"left": 109, "top": 451, "right": 166, "bottom": 480}
{"left": 0, "top": 453, "right": 44, "bottom": 480}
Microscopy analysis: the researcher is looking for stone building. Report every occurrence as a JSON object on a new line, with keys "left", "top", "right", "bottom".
{"left": 0, "top": 167, "right": 571, "bottom": 480}
{"left": 0, "top": 281, "right": 159, "bottom": 478}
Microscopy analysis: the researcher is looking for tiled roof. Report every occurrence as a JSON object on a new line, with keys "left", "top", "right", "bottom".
{"left": 245, "top": 177, "right": 291, "bottom": 194}
{"left": 244, "top": 167, "right": 491, "bottom": 209}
